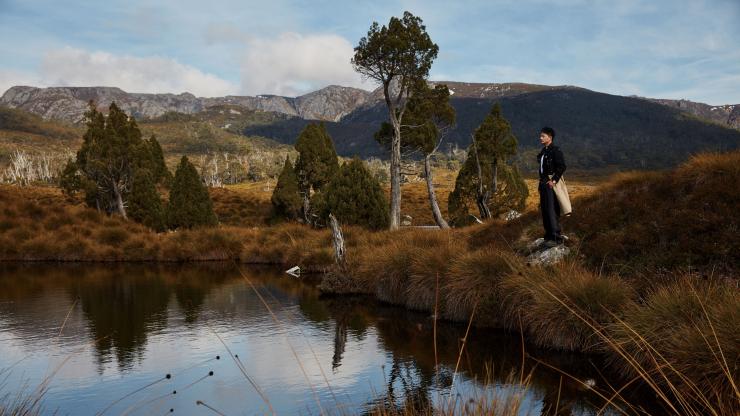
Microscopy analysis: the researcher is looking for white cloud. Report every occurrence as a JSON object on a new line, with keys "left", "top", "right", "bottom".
{"left": 37, "top": 46, "right": 237, "bottom": 97}
{"left": 240, "top": 33, "right": 372, "bottom": 97}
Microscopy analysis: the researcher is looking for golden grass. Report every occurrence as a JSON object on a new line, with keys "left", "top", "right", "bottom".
{"left": 500, "top": 260, "right": 635, "bottom": 352}
{"left": 565, "top": 151, "right": 740, "bottom": 277}
{"left": 606, "top": 276, "right": 739, "bottom": 412}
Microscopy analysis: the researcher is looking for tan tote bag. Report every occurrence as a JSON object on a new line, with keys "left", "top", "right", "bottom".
{"left": 550, "top": 176, "right": 572, "bottom": 216}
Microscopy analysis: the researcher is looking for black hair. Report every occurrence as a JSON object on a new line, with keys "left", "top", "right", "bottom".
{"left": 541, "top": 126, "right": 556, "bottom": 139}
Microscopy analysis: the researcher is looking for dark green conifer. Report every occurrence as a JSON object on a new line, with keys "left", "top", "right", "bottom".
{"left": 141, "top": 135, "right": 171, "bottom": 185}
{"left": 271, "top": 156, "right": 302, "bottom": 220}
{"left": 128, "top": 169, "right": 165, "bottom": 231}
{"left": 448, "top": 103, "right": 527, "bottom": 225}
{"left": 167, "top": 156, "right": 217, "bottom": 229}
{"left": 315, "top": 158, "right": 389, "bottom": 230}
{"left": 294, "top": 123, "right": 339, "bottom": 219}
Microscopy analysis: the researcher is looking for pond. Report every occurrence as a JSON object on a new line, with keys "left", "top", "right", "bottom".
{"left": 0, "top": 264, "right": 636, "bottom": 415}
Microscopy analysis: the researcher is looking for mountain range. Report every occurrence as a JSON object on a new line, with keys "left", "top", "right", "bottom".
{"left": 1, "top": 82, "right": 739, "bottom": 172}
{"left": 2, "top": 83, "right": 738, "bottom": 130}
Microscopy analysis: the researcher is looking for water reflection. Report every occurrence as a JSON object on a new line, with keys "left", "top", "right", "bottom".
{"left": 0, "top": 264, "right": 643, "bottom": 415}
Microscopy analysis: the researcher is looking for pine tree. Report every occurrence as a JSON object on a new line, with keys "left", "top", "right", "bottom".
{"left": 167, "top": 156, "right": 218, "bottom": 229}
{"left": 128, "top": 169, "right": 165, "bottom": 231}
{"left": 271, "top": 156, "right": 302, "bottom": 220}
{"left": 448, "top": 103, "right": 527, "bottom": 225}
{"left": 140, "top": 135, "right": 171, "bottom": 185}
{"left": 294, "top": 123, "right": 339, "bottom": 220}
{"left": 314, "top": 158, "right": 389, "bottom": 230}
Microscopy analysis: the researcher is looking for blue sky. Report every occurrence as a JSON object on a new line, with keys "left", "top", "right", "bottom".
{"left": 1, "top": 0, "right": 738, "bottom": 104}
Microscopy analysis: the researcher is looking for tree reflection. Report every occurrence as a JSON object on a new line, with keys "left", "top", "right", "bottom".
{"left": 70, "top": 267, "right": 171, "bottom": 372}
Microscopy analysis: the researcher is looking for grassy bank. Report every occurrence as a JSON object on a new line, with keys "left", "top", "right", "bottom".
{"left": 0, "top": 152, "right": 738, "bottom": 412}
{"left": 317, "top": 152, "right": 740, "bottom": 412}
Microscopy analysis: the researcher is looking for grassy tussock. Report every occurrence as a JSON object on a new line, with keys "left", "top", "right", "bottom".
{"left": 406, "top": 232, "right": 465, "bottom": 311}
{"left": 443, "top": 247, "right": 515, "bottom": 326}
{"left": 501, "top": 260, "right": 635, "bottom": 352}
{"left": 607, "top": 277, "right": 739, "bottom": 411}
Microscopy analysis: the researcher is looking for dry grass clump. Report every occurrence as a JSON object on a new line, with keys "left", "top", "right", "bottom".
{"left": 568, "top": 151, "right": 740, "bottom": 277}
{"left": 361, "top": 238, "right": 416, "bottom": 304}
{"left": 501, "top": 259, "right": 635, "bottom": 352}
{"left": 406, "top": 232, "right": 466, "bottom": 311}
{"left": 443, "top": 247, "right": 516, "bottom": 327}
{"left": 607, "top": 276, "right": 739, "bottom": 412}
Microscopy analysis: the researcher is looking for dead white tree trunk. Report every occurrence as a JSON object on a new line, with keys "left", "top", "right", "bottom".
{"left": 328, "top": 213, "right": 345, "bottom": 266}
{"left": 112, "top": 181, "right": 127, "bottom": 219}
{"left": 424, "top": 154, "right": 449, "bottom": 229}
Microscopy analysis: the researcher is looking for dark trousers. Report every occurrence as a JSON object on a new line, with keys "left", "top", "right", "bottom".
{"left": 538, "top": 180, "right": 561, "bottom": 241}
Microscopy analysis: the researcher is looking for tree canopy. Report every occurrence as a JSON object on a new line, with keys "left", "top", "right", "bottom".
{"left": 294, "top": 123, "right": 339, "bottom": 192}
{"left": 375, "top": 82, "right": 456, "bottom": 156}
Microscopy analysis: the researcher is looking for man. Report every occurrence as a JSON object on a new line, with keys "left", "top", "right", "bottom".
{"left": 537, "top": 127, "right": 566, "bottom": 247}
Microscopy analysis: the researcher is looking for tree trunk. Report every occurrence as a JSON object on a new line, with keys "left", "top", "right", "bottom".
{"left": 491, "top": 157, "right": 498, "bottom": 194}
{"left": 389, "top": 122, "right": 402, "bottom": 230}
{"left": 112, "top": 182, "right": 127, "bottom": 219}
{"left": 328, "top": 213, "right": 345, "bottom": 266}
{"left": 383, "top": 79, "right": 402, "bottom": 231}
{"left": 302, "top": 191, "right": 311, "bottom": 224}
{"left": 476, "top": 192, "right": 491, "bottom": 219}
{"left": 424, "top": 154, "right": 449, "bottom": 229}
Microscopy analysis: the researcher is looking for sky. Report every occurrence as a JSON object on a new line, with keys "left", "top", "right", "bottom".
{"left": 0, "top": 0, "right": 738, "bottom": 104}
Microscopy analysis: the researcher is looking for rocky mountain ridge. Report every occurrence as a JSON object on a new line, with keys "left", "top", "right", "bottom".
{"left": 1, "top": 83, "right": 738, "bottom": 131}
{"left": 0, "top": 84, "right": 372, "bottom": 124}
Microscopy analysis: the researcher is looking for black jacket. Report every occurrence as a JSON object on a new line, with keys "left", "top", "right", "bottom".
{"left": 537, "top": 144, "right": 566, "bottom": 182}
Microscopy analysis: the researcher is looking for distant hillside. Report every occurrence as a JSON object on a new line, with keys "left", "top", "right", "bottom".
{"left": 245, "top": 88, "right": 740, "bottom": 172}
{"left": 0, "top": 103, "right": 296, "bottom": 184}
{"left": 0, "top": 106, "right": 81, "bottom": 162}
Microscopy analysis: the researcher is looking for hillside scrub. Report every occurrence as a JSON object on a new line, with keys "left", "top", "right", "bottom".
{"left": 564, "top": 151, "right": 740, "bottom": 277}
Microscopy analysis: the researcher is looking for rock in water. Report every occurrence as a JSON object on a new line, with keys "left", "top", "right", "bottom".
{"left": 526, "top": 244, "right": 570, "bottom": 266}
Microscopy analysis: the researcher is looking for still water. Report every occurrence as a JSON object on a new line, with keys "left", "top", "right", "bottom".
{"left": 0, "top": 264, "right": 627, "bottom": 415}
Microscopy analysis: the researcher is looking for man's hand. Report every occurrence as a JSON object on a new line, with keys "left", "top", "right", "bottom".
{"left": 547, "top": 180, "right": 555, "bottom": 188}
